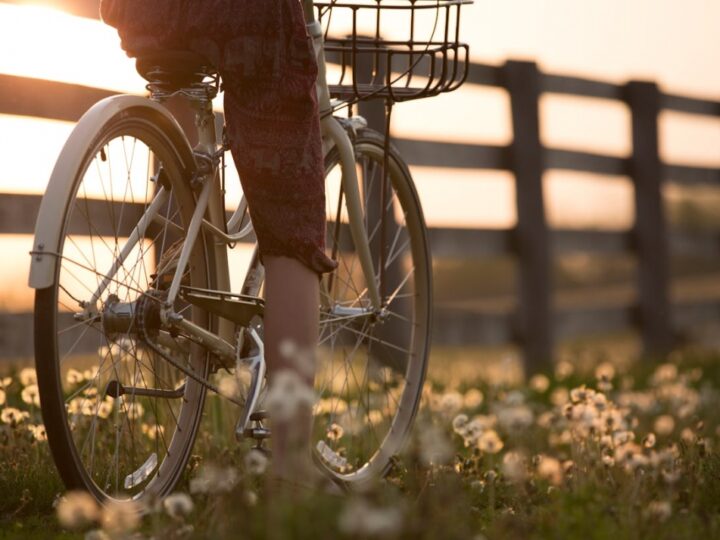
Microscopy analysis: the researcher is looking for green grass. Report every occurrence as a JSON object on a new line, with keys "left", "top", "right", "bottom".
{"left": 2, "top": 349, "right": 720, "bottom": 539}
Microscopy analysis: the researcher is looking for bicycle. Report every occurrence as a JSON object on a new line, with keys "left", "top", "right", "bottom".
{"left": 28, "top": 0, "right": 470, "bottom": 503}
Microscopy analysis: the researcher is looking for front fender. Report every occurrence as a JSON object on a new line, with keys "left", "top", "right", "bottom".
{"left": 28, "top": 94, "right": 195, "bottom": 289}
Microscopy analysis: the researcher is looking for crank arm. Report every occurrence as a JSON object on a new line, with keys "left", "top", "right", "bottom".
{"left": 105, "top": 379, "right": 186, "bottom": 399}
{"left": 235, "top": 327, "right": 266, "bottom": 440}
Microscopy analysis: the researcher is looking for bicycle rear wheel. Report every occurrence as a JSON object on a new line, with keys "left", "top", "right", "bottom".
{"left": 34, "top": 105, "right": 214, "bottom": 503}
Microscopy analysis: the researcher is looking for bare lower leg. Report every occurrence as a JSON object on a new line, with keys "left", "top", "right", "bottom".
{"left": 263, "top": 255, "right": 319, "bottom": 483}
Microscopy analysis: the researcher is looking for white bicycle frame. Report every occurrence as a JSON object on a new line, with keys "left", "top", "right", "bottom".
{"left": 28, "top": 1, "right": 381, "bottom": 434}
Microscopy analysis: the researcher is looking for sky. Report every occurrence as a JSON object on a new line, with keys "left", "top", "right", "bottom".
{"left": 0, "top": 0, "right": 719, "bottom": 311}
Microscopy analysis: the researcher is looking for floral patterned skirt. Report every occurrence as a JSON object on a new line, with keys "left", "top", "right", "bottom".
{"left": 101, "top": 0, "right": 337, "bottom": 274}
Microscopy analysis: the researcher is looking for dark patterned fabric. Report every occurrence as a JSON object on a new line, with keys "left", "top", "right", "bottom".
{"left": 101, "top": 0, "right": 337, "bottom": 275}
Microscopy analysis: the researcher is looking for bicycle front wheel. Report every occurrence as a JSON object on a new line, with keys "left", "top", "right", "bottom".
{"left": 34, "top": 105, "right": 214, "bottom": 503}
{"left": 315, "top": 128, "right": 432, "bottom": 485}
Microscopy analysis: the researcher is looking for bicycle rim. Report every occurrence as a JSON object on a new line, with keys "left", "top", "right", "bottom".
{"left": 315, "top": 128, "right": 431, "bottom": 484}
{"left": 35, "top": 111, "right": 211, "bottom": 503}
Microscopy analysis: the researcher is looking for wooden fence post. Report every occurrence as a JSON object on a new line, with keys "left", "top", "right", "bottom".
{"left": 626, "top": 81, "right": 673, "bottom": 357}
{"left": 503, "top": 60, "right": 553, "bottom": 374}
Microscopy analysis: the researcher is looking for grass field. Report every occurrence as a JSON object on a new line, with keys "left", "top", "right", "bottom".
{"left": 2, "top": 347, "right": 720, "bottom": 539}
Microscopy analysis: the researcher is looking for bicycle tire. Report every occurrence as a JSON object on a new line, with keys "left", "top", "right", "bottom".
{"left": 241, "top": 127, "right": 432, "bottom": 487}
{"left": 34, "top": 105, "right": 214, "bottom": 503}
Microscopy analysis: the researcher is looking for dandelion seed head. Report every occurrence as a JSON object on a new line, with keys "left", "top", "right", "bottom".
{"left": 643, "top": 433, "right": 656, "bottom": 449}
{"left": 550, "top": 387, "right": 569, "bottom": 406}
{"left": 218, "top": 375, "right": 241, "bottom": 398}
{"left": 1, "top": 407, "right": 29, "bottom": 426}
{"left": 28, "top": 423, "right": 47, "bottom": 441}
{"left": 21, "top": 384, "right": 40, "bottom": 406}
{"left": 338, "top": 498, "right": 403, "bottom": 537}
{"left": 0, "top": 389, "right": 5, "bottom": 407}
{"left": 326, "top": 423, "right": 345, "bottom": 442}
{"left": 463, "top": 388, "right": 484, "bottom": 409}
{"left": 141, "top": 423, "right": 164, "bottom": 441}
{"left": 84, "top": 529, "right": 111, "bottom": 540}
{"left": 0, "top": 377, "right": 11, "bottom": 389}
{"left": 100, "top": 500, "right": 141, "bottom": 534}
{"left": 644, "top": 500, "right": 672, "bottom": 522}
{"left": 189, "top": 463, "right": 239, "bottom": 494}
{"left": 529, "top": 374, "right": 550, "bottom": 393}
{"left": 570, "top": 385, "right": 594, "bottom": 404}
{"left": 651, "top": 364, "right": 678, "bottom": 386}
{"left": 244, "top": 449, "right": 269, "bottom": 475}
{"left": 163, "top": 492, "right": 194, "bottom": 521}
{"left": 452, "top": 413, "right": 469, "bottom": 434}
{"left": 661, "top": 468, "right": 681, "bottom": 485}
{"left": 265, "top": 370, "right": 316, "bottom": 422}
{"left": 555, "top": 361, "right": 574, "bottom": 381}
{"left": 66, "top": 369, "right": 85, "bottom": 385}
{"left": 244, "top": 490, "right": 258, "bottom": 507}
{"left": 536, "top": 455, "right": 563, "bottom": 486}
{"left": 419, "top": 424, "right": 453, "bottom": 465}
{"left": 502, "top": 451, "right": 527, "bottom": 483}
{"left": 19, "top": 368, "right": 37, "bottom": 387}
{"left": 56, "top": 491, "right": 100, "bottom": 530}
{"left": 478, "top": 430, "right": 503, "bottom": 454}
{"left": 497, "top": 405, "right": 534, "bottom": 431}
{"left": 438, "top": 391, "right": 464, "bottom": 417}
{"left": 681, "top": 427, "right": 695, "bottom": 444}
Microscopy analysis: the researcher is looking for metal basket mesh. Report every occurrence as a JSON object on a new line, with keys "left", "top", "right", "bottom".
{"left": 316, "top": 0, "right": 472, "bottom": 103}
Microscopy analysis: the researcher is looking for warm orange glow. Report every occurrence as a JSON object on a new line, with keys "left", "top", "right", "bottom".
{"left": 0, "top": 4, "right": 144, "bottom": 93}
{"left": 410, "top": 167, "right": 516, "bottom": 229}
{"left": 540, "top": 95, "right": 632, "bottom": 158}
{"left": 0, "top": 114, "right": 73, "bottom": 195}
{"left": 544, "top": 171, "right": 634, "bottom": 230}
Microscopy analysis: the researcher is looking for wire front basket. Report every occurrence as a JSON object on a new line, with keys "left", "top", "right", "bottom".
{"left": 316, "top": 0, "right": 472, "bottom": 104}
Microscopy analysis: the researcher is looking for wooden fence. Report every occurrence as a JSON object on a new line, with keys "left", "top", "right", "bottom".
{"left": 1, "top": 0, "right": 720, "bottom": 373}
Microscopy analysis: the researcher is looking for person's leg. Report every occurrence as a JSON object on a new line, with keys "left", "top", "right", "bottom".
{"left": 263, "top": 255, "right": 319, "bottom": 483}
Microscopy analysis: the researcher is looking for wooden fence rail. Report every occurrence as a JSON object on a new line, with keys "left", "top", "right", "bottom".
{"left": 1, "top": 0, "right": 720, "bottom": 372}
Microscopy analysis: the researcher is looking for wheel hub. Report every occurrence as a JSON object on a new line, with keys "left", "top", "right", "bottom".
{"left": 101, "top": 292, "right": 163, "bottom": 337}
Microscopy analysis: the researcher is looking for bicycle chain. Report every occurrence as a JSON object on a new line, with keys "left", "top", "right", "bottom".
{"left": 136, "top": 293, "right": 245, "bottom": 407}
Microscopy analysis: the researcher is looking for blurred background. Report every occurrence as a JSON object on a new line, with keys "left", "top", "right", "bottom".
{"left": 1, "top": 0, "right": 719, "bottom": 377}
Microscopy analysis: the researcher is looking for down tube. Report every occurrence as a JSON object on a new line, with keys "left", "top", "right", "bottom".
{"left": 321, "top": 116, "right": 381, "bottom": 310}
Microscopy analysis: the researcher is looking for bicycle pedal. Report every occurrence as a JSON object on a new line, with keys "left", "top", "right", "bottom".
{"left": 243, "top": 426, "right": 271, "bottom": 440}
{"left": 249, "top": 410, "right": 268, "bottom": 422}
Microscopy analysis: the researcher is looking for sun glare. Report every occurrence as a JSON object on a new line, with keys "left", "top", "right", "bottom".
{"left": 0, "top": 4, "right": 144, "bottom": 93}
